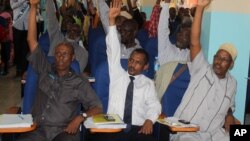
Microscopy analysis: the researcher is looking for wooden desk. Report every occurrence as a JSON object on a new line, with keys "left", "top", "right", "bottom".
{"left": 157, "top": 116, "right": 199, "bottom": 133}
{"left": 0, "top": 124, "right": 36, "bottom": 133}
{"left": 90, "top": 128, "right": 122, "bottom": 133}
{"left": 168, "top": 124, "right": 199, "bottom": 133}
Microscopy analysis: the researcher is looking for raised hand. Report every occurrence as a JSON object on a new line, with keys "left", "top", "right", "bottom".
{"left": 109, "top": 0, "right": 122, "bottom": 25}
{"left": 109, "top": 0, "right": 122, "bottom": 19}
{"left": 197, "top": 0, "right": 212, "bottom": 7}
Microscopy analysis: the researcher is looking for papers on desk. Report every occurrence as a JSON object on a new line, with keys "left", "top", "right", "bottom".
{"left": 157, "top": 117, "right": 199, "bottom": 128}
{"left": 0, "top": 114, "right": 33, "bottom": 128}
{"left": 84, "top": 114, "right": 127, "bottom": 129}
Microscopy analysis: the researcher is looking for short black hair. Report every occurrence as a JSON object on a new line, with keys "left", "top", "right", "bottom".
{"left": 56, "top": 41, "right": 74, "bottom": 55}
{"left": 131, "top": 48, "right": 149, "bottom": 65}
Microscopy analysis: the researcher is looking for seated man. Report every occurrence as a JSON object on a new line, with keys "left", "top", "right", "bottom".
{"left": 172, "top": 0, "right": 237, "bottom": 140}
{"left": 88, "top": 0, "right": 161, "bottom": 141}
{"left": 46, "top": 0, "right": 88, "bottom": 73}
{"left": 17, "top": 1, "right": 102, "bottom": 141}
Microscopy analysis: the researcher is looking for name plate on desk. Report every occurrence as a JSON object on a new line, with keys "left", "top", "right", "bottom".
{"left": 157, "top": 117, "right": 199, "bottom": 132}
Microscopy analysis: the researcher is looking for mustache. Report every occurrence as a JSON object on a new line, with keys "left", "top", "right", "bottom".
{"left": 128, "top": 67, "right": 134, "bottom": 72}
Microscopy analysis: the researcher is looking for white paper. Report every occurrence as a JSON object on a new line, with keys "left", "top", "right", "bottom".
{"left": 84, "top": 117, "right": 127, "bottom": 129}
{"left": 157, "top": 117, "right": 199, "bottom": 128}
{"left": 0, "top": 114, "right": 33, "bottom": 128}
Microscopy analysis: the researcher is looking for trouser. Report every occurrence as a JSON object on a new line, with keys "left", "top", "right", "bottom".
{"left": 0, "top": 41, "right": 10, "bottom": 73}
{"left": 16, "top": 126, "right": 80, "bottom": 141}
{"left": 13, "top": 27, "right": 28, "bottom": 76}
{"left": 87, "top": 125, "right": 157, "bottom": 141}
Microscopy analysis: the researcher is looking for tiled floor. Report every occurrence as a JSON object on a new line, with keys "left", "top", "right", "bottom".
{"left": 0, "top": 66, "right": 21, "bottom": 114}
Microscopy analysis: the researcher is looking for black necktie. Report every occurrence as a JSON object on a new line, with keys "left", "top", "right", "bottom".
{"left": 123, "top": 76, "right": 135, "bottom": 124}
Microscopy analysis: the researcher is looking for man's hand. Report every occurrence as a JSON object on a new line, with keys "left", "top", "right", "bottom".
{"left": 64, "top": 116, "right": 83, "bottom": 134}
{"left": 197, "top": 0, "right": 212, "bottom": 7}
{"left": 109, "top": 0, "right": 122, "bottom": 25}
{"left": 138, "top": 119, "right": 153, "bottom": 135}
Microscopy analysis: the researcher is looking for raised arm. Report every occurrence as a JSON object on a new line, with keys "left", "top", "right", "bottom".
{"left": 27, "top": 0, "right": 39, "bottom": 53}
{"left": 190, "top": 0, "right": 211, "bottom": 61}
{"left": 109, "top": 0, "right": 122, "bottom": 26}
{"left": 46, "top": 0, "right": 64, "bottom": 56}
{"left": 106, "top": 0, "right": 124, "bottom": 78}
{"left": 98, "top": 0, "right": 110, "bottom": 33}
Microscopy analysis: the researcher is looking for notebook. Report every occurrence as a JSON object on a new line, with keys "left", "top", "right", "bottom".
{"left": 0, "top": 114, "right": 33, "bottom": 128}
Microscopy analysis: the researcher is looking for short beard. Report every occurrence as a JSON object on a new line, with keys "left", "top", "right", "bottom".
{"left": 65, "top": 34, "right": 80, "bottom": 42}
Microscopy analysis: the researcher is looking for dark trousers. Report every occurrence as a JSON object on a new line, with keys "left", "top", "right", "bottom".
{"left": 87, "top": 125, "right": 157, "bottom": 141}
{"left": 16, "top": 127, "right": 80, "bottom": 141}
{"left": 153, "top": 122, "right": 170, "bottom": 141}
{"left": 0, "top": 41, "right": 10, "bottom": 73}
{"left": 13, "top": 27, "right": 28, "bottom": 76}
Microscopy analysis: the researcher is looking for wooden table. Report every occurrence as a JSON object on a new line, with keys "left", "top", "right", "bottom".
{"left": 90, "top": 128, "right": 122, "bottom": 133}
{"left": 0, "top": 124, "right": 37, "bottom": 133}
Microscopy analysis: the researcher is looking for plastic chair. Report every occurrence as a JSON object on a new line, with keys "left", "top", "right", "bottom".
{"left": 143, "top": 37, "right": 158, "bottom": 79}
{"left": 92, "top": 61, "right": 110, "bottom": 113}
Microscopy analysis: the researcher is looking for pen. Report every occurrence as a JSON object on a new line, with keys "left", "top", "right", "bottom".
{"left": 18, "top": 114, "right": 24, "bottom": 120}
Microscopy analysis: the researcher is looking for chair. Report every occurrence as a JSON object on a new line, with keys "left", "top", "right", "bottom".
{"left": 143, "top": 37, "right": 158, "bottom": 79}
{"left": 92, "top": 61, "right": 110, "bottom": 113}
{"left": 136, "top": 28, "right": 149, "bottom": 49}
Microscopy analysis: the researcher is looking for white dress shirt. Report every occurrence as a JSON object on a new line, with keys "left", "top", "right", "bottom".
{"left": 98, "top": 0, "right": 142, "bottom": 59}
{"left": 158, "top": 3, "right": 190, "bottom": 65}
{"left": 106, "top": 26, "right": 161, "bottom": 126}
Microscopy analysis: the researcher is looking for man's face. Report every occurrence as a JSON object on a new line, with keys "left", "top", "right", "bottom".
{"left": 128, "top": 52, "right": 148, "bottom": 76}
{"left": 61, "top": 16, "right": 74, "bottom": 33}
{"left": 212, "top": 50, "right": 233, "bottom": 79}
{"left": 54, "top": 45, "right": 74, "bottom": 72}
{"left": 116, "top": 16, "right": 127, "bottom": 33}
{"left": 176, "top": 27, "right": 191, "bottom": 49}
{"left": 169, "top": 8, "right": 176, "bottom": 20}
{"left": 120, "top": 23, "right": 134, "bottom": 44}
{"left": 66, "top": 23, "right": 81, "bottom": 40}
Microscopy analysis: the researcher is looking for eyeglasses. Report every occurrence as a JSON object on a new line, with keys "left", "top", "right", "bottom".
{"left": 55, "top": 52, "right": 71, "bottom": 58}
{"left": 213, "top": 55, "right": 231, "bottom": 63}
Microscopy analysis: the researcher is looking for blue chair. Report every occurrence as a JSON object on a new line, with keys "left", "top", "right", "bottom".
{"left": 92, "top": 61, "right": 110, "bottom": 113}
{"left": 143, "top": 37, "right": 158, "bottom": 79}
{"left": 90, "top": 34, "right": 107, "bottom": 76}
{"left": 136, "top": 28, "right": 149, "bottom": 48}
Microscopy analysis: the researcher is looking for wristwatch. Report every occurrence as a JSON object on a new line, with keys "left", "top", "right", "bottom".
{"left": 81, "top": 113, "right": 87, "bottom": 119}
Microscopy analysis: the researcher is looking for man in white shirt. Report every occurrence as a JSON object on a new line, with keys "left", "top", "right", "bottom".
{"left": 98, "top": 0, "right": 142, "bottom": 59}
{"left": 172, "top": 0, "right": 237, "bottom": 140}
{"left": 158, "top": 0, "right": 192, "bottom": 65}
{"left": 88, "top": 0, "right": 161, "bottom": 141}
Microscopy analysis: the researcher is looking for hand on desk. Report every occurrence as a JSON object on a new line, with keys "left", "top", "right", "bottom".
{"left": 64, "top": 115, "right": 83, "bottom": 134}
{"left": 138, "top": 119, "right": 153, "bottom": 135}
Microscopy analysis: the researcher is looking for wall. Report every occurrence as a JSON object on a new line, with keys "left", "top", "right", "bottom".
{"left": 202, "top": 0, "right": 250, "bottom": 123}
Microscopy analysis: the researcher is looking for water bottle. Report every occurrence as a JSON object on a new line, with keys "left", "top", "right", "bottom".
{"left": 154, "top": 56, "right": 160, "bottom": 80}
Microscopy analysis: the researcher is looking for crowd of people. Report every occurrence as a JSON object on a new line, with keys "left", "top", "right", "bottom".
{"left": 0, "top": 0, "right": 239, "bottom": 141}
